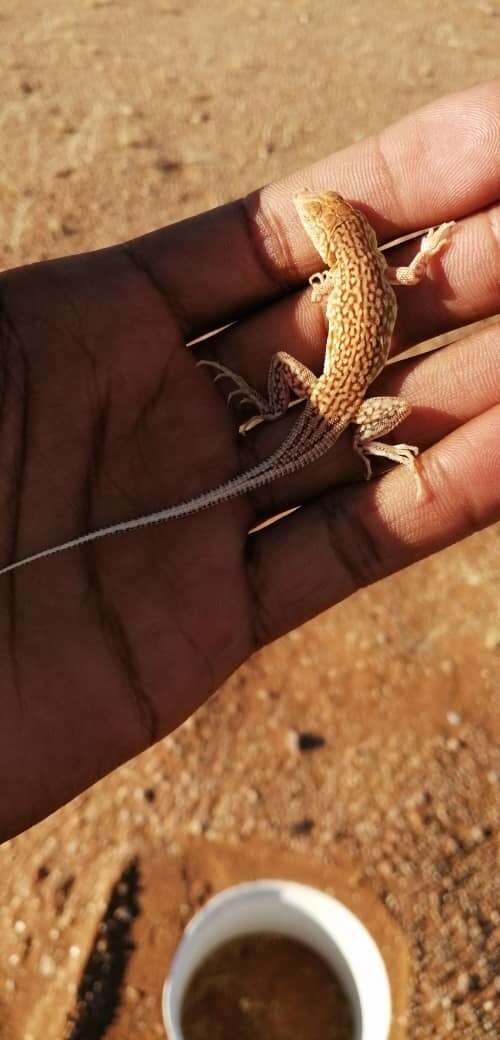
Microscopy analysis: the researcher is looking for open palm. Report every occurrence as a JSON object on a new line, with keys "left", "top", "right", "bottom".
{"left": 1, "top": 80, "right": 499, "bottom": 839}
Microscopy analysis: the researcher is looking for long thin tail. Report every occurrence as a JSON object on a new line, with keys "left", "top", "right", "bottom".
{"left": 0, "top": 416, "right": 344, "bottom": 574}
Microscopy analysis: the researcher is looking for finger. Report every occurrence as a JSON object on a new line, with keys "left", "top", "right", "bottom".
{"left": 235, "top": 320, "right": 500, "bottom": 519}
{"left": 196, "top": 202, "right": 500, "bottom": 395}
{"left": 125, "top": 80, "right": 500, "bottom": 337}
{"left": 246, "top": 401, "right": 500, "bottom": 646}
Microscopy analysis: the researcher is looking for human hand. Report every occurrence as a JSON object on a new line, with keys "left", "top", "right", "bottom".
{"left": 1, "top": 80, "right": 498, "bottom": 838}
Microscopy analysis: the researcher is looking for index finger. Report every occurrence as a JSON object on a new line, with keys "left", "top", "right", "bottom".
{"left": 125, "top": 80, "right": 500, "bottom": 338}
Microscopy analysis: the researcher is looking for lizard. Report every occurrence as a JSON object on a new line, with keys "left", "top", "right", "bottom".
{"left": 0, "top": 191, "right": 454, "bottom": 575}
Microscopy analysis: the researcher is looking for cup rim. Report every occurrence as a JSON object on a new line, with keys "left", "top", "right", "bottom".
{"left": 162, "top": 878, "right": 392, "bottom": 1040}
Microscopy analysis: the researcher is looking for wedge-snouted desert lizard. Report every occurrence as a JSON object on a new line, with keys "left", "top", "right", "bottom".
{"left": 0, "top": 192, "right": 454, "bottom": 575}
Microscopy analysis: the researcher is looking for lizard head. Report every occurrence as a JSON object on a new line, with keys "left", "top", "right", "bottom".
{"left": 294, "top": 190, "right": 361, "bottom": 265}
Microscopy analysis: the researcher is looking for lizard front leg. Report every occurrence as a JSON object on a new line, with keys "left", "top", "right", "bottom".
{"left": 352, "top": 396, "right": 420, "bottom": 488}
{"left": 309, "top": 268, "right": 336, "bottom": 302}
{"left": 198, "top": 352, "right": 317, "bottom": 433}
{"left": 385, "top": 222, "right": 455, "bottom": 286}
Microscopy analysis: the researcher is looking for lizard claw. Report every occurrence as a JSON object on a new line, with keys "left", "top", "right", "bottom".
{"left": 227, "top": 388, "right": 248, "bottom": 404}
{"left": 420, "top": 222, "right": 455, "bottom": 257}
{"left": 240, "top": 415, "right": 263, "bottom": 435}
{"left": 309, "top": 269, "right": 333, "bottom": 303}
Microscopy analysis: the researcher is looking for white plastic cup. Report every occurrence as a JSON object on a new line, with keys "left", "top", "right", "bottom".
{"left": 162, "top": 879, "right": 391, "bottom": 1040}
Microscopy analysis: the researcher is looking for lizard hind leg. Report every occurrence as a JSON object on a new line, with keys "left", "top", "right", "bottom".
{"left": 198, "top": 352, "right": 318, "bottom": 435}
{"left": 352, "top": 395, "right": 421, "bottom": 493}
{"left": 239, "top": 351, "right": 318, "bottom": 434}
{"left": 264, "top": 351, "right": 317, "bottom": 414}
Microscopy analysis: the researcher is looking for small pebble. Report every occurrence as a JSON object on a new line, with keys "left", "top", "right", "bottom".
{"left": 456, "top": 972, "right": 470, "bottom": 995}
{"left": 446, "top": 710, "right": 461, "bottom": 726}
{"left": 290, "top": 818, "right": 314, "bottom": 836}
{"left": 298, "top": 731, "right": 326, "bottom": 751}
{"left": 113, "top": 906, "right": 131, "bottom": 923}
{"left": 14, "top": 920, "right": 26, "bottom": 935}
{"left": 484, "top": 627, "right": 500, "bottom": 650}
{"left": 39, "top": 954, "right": 56, "bottom": 977}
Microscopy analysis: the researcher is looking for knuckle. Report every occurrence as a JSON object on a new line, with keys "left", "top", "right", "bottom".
{"left": 319, "top": 494, "right": 387, "bottom": 591}
{"left": 241, "top": 190, "right": 302, "bottom": 291}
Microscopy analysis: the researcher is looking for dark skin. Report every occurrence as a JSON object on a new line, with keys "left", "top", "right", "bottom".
{"left": 1, "top": 80, "right": 499, "bottom": 841}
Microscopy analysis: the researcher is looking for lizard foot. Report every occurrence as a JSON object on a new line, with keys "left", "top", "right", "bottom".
{"left": 197, "top": 359, "right": 268, "bottom": 415}
{"left": 361, "top": 439, "right": 419, "bottom": 470}
{"left": 354, "top": 438, "right": 422, "bottom": 496}
{"left": 309, "top": 269, "right": 335, "bottom": 303}
{"left": 386, "top": 221, "right": 455, "bottom": 286}
{"left": 419, "top": 222, "right": 456, "bottom": 259}
{"left": 240, "top": 409, "right": 286, "bottom": 435}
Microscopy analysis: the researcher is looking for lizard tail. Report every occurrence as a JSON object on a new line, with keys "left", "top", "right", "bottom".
{"left": 0, "top": 416, "right": 344, "bottom": 574}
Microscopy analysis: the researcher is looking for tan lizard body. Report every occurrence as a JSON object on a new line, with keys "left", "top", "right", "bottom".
{"left": 0, "top": 192, "right": 454, "bottom": 575}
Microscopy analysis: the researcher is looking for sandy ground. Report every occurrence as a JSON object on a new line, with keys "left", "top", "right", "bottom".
{"left": 0, "top": 2, "right": 499, "bottom": 1038}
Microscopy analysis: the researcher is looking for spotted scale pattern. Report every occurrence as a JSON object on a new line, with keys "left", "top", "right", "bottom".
{"left": 300, "top": 193, "right": 398, "bottom": 423}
